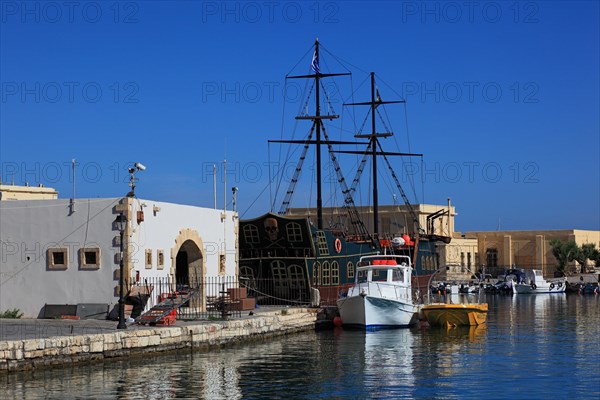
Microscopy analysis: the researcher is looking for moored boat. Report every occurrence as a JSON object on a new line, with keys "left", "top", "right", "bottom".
{"left": 512, "top": 269, "right": 566, "bottom": 294}
{"left": 336, "top": 255, "right": 420, "bottom": 329}
{"left": 421, "top": 303, "right": 488, "bottom": 327}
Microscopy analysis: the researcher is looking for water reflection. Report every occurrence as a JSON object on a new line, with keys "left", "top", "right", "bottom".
{"left": 2, "top": 295, "right": 599, "bottom": 399}
{"left": 339, "top": 329, "right": 416, "bottom": 397}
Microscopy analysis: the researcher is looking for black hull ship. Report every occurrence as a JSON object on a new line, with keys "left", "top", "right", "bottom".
{"left": 239, "top": 40, "right": 450, "bottom": 306}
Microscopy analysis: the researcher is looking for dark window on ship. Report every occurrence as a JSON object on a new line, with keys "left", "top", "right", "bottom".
{"left": 240, "top": 266, "right": 257, "bottom": 293}
{"left": 347, "top": 262, "right": 355, "bottom": 279}
{"left": 322, "top": 261, "right": 331, "bottom": 285}
{"left": 286, "top": 222, "right": 303, "bottom": 242}
{"left": 271, "top": 260, "right": 288, "bottom": 293}
{"left": 243, "top": 224, "right": 260, "bottom": 244}
{"left": 331, "top": 261, "right": 340, "bottom": 286}
{"left": 313, "top": 262, "right": 321, "bottom": 286}
{"left": 317, "top": 231, "right": 329, "bottom": 256}
{"left": 288, "top": 264, "right": 306, "bottom": 289}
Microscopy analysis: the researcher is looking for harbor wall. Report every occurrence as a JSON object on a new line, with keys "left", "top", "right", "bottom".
{"left": 0, "top": 308, "right": 317, "bottom": 373}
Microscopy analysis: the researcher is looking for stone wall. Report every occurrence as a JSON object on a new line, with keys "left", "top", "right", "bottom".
{"left": 0, "top": 309, "right": 317, "bottom": 373}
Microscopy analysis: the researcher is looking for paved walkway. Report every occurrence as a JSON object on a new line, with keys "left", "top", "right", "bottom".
{"left": 0, "top": 307, "right": 280, "bottom": 342}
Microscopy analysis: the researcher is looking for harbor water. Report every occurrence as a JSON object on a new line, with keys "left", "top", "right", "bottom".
{"left": 2, "top": 294, "right": 599, "bottom": 399}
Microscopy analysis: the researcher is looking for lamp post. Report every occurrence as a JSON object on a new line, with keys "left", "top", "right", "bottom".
{"left": 115, "top": 213, "right": 127, "bottom": 329}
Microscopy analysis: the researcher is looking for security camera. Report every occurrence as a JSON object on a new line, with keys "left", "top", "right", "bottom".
{"left": 134, "top": 162, "right": 146, "bottom": 171}
{"left": 232, "top": 187, "right": 239, "bottom": 192}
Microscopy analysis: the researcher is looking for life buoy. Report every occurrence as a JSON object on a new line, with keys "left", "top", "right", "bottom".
{"left": 557, "top": 282, "right": 563, "bottom": 288}
{"left": 550, "top": 283, "right": 555, "bottom": 290}
{"left": 531, "top": 283, "right": 537, "bottom": 290}
{"left": 334, "top": 238, "right": 342, "bottom": 253}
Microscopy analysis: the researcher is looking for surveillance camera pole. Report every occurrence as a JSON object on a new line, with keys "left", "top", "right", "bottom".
{"left": 117, "top": 214, "right": 127, "bottom": 329}
{"left": 127, "top": 163, "right": 145, "bottom": 198}
{"left": 127, "top": 168, "right": 136, "bottom": 197}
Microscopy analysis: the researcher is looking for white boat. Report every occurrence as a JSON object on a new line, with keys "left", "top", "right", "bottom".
{"left": 512, "top": 269, "right": 566, "bottom": 294}
{"left": 336, "top": 255, "right": 420, "bottom": 329}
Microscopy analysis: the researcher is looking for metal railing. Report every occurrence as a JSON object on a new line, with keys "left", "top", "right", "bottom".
{"left": 124, "top": 275, "right": 318, "bottom": 321}
{"left": 125, "top": 276, "right": 245, "bottom": 320}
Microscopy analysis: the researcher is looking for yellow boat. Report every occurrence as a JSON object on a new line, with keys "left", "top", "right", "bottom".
{"left": 421, "top": 303, "right": 488, "bottom": 327}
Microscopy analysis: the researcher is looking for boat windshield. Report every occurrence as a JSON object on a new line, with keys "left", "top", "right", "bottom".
{"left": 392, "top": 269, "right": 404, "bottom": 282}
{"left": 372, "top": 269, "right": 387, "bottom": 282}
{"left": 357, "top": 270, "right": 368, "bottom": 284}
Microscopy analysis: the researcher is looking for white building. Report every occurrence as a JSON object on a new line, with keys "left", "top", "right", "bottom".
{"left": 0, "top": 194, "right": 238, "bottom": 318}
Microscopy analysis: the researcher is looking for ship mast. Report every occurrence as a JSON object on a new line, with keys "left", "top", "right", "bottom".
{"left": 282, "top": 38, "right": 352, "bottom": 229}
{"left": 342, "top": 72, "right": 426, "bottom": 236}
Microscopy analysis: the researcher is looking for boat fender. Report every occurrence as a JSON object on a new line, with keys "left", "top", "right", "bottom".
{"left": 557, "top": 282, "right": 563, "bottom": 288}
{"left": 550, "top": 283, "right": 555, "bottom": 290}
{"left": 530, "top": 283, "right": 537, "bottom": 290}
{"left": 334, "top": 238, "right": 342, "bottom": 253}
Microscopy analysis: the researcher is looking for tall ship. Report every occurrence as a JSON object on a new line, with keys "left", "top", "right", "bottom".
{"left": 239, "top": 39, "right": 450, "bottom": 306}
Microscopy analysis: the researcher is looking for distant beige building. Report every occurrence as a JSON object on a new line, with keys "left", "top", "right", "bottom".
{"left": 0, "top": 184, "right": 58, "bottom": 200}
{"left": 287, "top": 202, "right": 456, "bottom": 238}
{"left": 464, "top": 230, "right": 600, "bottom": 277}
{"left": 287, "top": 202, "right": 600, "bottom": 280}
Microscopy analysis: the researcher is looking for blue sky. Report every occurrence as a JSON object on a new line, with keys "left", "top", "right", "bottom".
{"left": 1, "top": 1, "right": 598, "bottom": 232}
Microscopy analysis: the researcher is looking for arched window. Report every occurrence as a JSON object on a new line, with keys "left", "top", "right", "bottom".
{"left": 271, "top": 260, "right": 288, "bottom": 294}
{"left": 347, "top": 261, "right": 355, "bottom": 280}
{"left": 331, "top": 261, "right": 339, "bottom": 286}
{"left": 322, "top": 261, "right": 331, "bottom": 286}
{"left": 288, "top": 264, "right": 306, "bottom": 289}
{"left": 313, "top": 262, "right": 321, "bottom": 286}
{"left": 240, "top": 266, "right": 257, "bottom": 291}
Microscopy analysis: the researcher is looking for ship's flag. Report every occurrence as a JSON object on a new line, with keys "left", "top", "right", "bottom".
{"left": 311, "top": 50, "right": 320, "bottom": 74}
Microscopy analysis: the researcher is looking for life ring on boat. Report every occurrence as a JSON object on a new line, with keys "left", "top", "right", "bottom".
{"left": 530, "top": 283, "right": 537, "bottom": 290}
{"left": 557, "top": 282, "right": 563, "bottom": 288}
{"left": 334, "top": 238, "right": 342, "bottom": 253}
{"left": 550, "top": 283, "right": 555, "bottom": 290}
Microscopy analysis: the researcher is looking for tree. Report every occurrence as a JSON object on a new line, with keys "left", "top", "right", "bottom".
{"left": 549, "top": 239, "right": 579, "bottom": 276}
{"left": 575, "top": 243, "right": 600, "bottom": 273}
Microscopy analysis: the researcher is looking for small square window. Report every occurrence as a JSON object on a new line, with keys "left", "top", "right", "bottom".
{"left": 47, "top": 248, "right": 68, "bottom": 270}
{"left": 54, "top": 252, "right": 66, "bottom": 265}
{"left": 157, "top": 249, "right": 164, "bottom": 270}
{"left": 79, "top": 248, "right": 100, "bottom": 270}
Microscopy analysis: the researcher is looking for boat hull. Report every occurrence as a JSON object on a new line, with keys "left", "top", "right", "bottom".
{"left": 512, "top": 283, "right": 566, "bottom": 294}
{"left": 336, "top": 295, "right": 420, "bottom": 329}
{"left": 422, "top": 303, "right": 488, "bottom": 327}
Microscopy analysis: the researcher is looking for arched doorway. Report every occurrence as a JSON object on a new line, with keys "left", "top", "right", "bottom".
{"left": 175, "top": 239, "right": 203, "bottom": 286}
